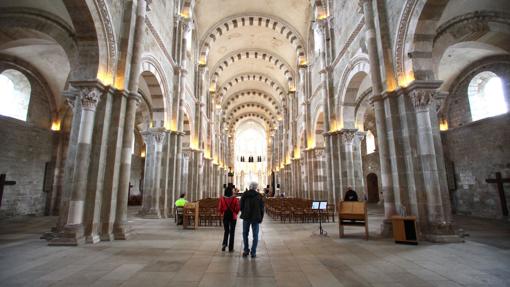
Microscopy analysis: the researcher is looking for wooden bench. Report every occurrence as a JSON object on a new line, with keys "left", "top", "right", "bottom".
{"left": 338, "top": 201, "right": 368, "bottom": 240}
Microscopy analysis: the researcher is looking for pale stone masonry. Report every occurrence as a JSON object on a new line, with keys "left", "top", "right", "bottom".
{"left": 0, "top": 0, "right": 508, "bottom": 250}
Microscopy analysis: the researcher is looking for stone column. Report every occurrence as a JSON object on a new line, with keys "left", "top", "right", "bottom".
{"left": 54, "top": 90, "right": 81, "bottom": 232}
{"left": 291, "top": 158, "right": 301, "bottom": 198}
{"left": 406, "top": 81, "right": 456, "bottom": 241}
{"left": 353, "top": 131, "right": 366, "bottom": 198}
{"left": 97, "top": 88, "right": 127, "bottom": 242}
{"left": 328, "top": 131, "right": 342, "bottom": 203}
{"left": 114, "top": 93, "right": 141, "bottom": 239}
{"left": 50, "top": 81, "right": 104, "bottom": 246}
{"left": 139, "top": 128, "right": 166, "bottom": 218}
{"left": 113, "top": 0, "right": 147, "bottom": 239}
{"left": 340, "top": 129, "right": 357, "bottom": 195}
{"left": 360, "top": 0, "right": 395, "bottom": 235}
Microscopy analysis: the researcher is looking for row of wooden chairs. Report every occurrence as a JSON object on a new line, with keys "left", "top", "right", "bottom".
{"left": 265, "top": 198, "right": 335, "bottom": 223}
{"left": 181, "top": 198, "right": 223, "bottom": 227}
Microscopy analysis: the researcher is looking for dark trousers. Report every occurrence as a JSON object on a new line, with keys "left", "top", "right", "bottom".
{"left": 222, "top": 218, "right": 237, "bottom": 251}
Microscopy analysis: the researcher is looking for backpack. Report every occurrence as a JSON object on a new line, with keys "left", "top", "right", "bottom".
{"left": 223, "top": 197, "right": 235, "bottom": 220}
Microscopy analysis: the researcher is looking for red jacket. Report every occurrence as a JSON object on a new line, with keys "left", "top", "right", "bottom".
{"left": 218, "top": 196, "right": 240, "bottom": 220}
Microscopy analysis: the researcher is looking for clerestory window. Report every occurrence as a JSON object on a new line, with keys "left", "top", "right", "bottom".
{"left": 467, "top": 71, "right": 507, "bottom": 122}
{"left": 0, "top": 69, "right": 31, "bottom": 121}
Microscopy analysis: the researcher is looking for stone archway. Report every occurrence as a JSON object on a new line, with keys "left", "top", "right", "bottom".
{"left": 366, "top": 173, "right": 379, "bottom": 203}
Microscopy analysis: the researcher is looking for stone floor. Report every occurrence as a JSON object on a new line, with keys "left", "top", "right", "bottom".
{"left": 0, "top": 206, "right": 510, "bottom": 287}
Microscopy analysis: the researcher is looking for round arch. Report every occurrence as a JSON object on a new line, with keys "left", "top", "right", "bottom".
{"left": 218, "top": 73, "right": 286, "bottom": 101}
{"left": 200, "top": 13, "right": 306, "bottom": 59}
{"left": 210, "top": 49, "right": 295, "bottom": 84}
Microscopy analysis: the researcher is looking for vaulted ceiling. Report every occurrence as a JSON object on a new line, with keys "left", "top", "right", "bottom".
{"left": 195, "top": 0, "right": 311, "bottom": 134}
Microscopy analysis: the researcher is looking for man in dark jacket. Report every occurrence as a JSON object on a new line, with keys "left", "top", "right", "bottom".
{"left": 240, "top": 182, "right": 264, "bottom": 258}
{"left": 344, "top": 186, "right": 359, "bottom": 201}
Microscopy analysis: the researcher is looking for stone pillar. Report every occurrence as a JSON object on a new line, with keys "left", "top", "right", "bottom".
{"left": 339, "top": 129, "right": 357, "bottom": 197}
{"left": 139, "top": 128, "right": 166, "bottom": 218}
{"left": 49, "top": 81, "right": 104, "bottom": 246}
{"left": 54, "top": 90, "right": 81, "bottom": 232}
{"left": 165, "top": 130, "right": 183, "bottom": 217}
{"left": 114, "top": 93, "right": 141, "bottom": 239}
{"left": 328, "top": 131, "right": 342, "bottom": 203}
{"left": 360, "top": 0, "right": 395, "bottom": 235}
{"left": 291, "top": 158, "right": 302, "bottom": 198}
{"left": 353, "top": 131, "right": 366, "bottom": 198}
{"left": 406, "top": 81, "right": 456, "bottom": 241}
{"left": 188, "top": 149, "right": 203, "bottom": 201}
{"left": 159, "top": 130, "right": 171, "bottom": 218}
{"left": 370, "top": 96, "right": 395, "bottom": 234}
{"left": 113, "top": 0, "right": 147, "bottom": 239}
{"left": 97, "top": 88, "right": 127, "bottom": 242}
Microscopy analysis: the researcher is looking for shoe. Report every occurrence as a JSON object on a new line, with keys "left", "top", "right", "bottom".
{"left": 242, "top": 251, "right": 249, "bottom": 257}
{"left": 250, "top": 252, "right": 256, "bottom": 258}
{"left": 228, "top": 249, "right": 234, "bottom": 253}
{"left": 221, "top": 245, "right": 226, "bottom": 252}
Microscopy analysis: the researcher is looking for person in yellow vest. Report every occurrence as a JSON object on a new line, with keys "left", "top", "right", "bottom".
{"left": 175, "top": 193, "right": 188, "bottom": 225}
{"left": 175, "top": 193, "right": 188, "bottom": 207}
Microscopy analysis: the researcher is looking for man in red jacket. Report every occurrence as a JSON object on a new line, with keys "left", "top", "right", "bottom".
{"left": 218, "top": 185, "right": 240, "bottom": 252}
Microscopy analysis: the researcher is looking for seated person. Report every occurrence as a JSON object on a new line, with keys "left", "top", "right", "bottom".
{"left": 344, "top": 187, "right": 358, "bottom": 202}
{"left": 175, "top": 193, "right": 188, "bottom": 225}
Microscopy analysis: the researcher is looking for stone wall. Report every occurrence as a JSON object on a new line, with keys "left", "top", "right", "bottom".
{"left": 0, "top": 63, "right": 54, "bottom": 217}
{"left": 442, "top": 113, "right": 510, "bottom": 219}
{"left": 0, "top": 117, "right": 54, "bottom": 217}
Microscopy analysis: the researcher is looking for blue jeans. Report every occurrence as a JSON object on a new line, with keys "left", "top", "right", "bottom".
{"left": 242, "top": 220, "right": 259, "bottom": 255}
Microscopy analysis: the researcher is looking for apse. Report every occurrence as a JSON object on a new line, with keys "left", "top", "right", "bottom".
{"left": 233, "top": 120, "right": 267, "bottom": 191}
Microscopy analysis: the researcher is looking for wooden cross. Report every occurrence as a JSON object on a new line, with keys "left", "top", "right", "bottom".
{"left": 486, "top": 172, "right": 510, "bottom": 216}
{"left": 0, "top": 173, "right": 16, "bottom": 207}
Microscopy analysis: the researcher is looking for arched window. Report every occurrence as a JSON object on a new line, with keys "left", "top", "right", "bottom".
{"left": 366, "top": 130, "right": 376, "bottom": 155}
{"left": 468, "top": 71, "right": 507, "bottom": 122}
{"left": 0, "top": 69, "right": 31, "bottom": 121}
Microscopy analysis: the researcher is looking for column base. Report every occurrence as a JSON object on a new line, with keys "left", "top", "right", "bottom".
{"left": 48, "top": 224, "right": 85, "bottom": 246}
{"left": 380, "top": 219, "right": 393, "bottom": 238}
{"left": 138, "top": 208, "right": 161, "bottom": 219}
{"left": 113, "top": 223, "right": 131, "bottom": 240}
{"left": 424, "top": 234, "right": 464, "bottom": 243}
{"left": 423, "top": 222, "right": 464, "bottom": 243}
{"left": 100, "top": 233, "right": 114, "bottom": 242}
{"left": 86, "top": 234, "right": 101, "bottom": 244}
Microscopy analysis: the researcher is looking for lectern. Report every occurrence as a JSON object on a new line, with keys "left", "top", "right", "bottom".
{"left": 391, "top": 216, "right": 418, "bottom": 245}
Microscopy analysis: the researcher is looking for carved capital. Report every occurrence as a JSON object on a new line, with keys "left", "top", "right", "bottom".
{"left": 410, "top": 89, "right": 435, "bottom": 111}
{"left": 80, "top": 87, "right": 102, "bottom": 111}
{"left": 340, "top": 129, "right": 357, "bottom": 144}
{"left": 153, "top": 131, "right": 166, "bottom": 144}
{"left": 63, "top": 90, "right": 77, "bottom": 110}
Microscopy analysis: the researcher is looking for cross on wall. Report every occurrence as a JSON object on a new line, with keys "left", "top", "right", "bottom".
{"left": 486, "top": 172, "right": 510, "bottom": 216}
{"left": 0, "top": 174, "right": 16, "bottom": 207}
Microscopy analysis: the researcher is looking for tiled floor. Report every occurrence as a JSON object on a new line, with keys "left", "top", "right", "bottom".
{"left": 0, "top": 206, "right": 509, "bottom": 287}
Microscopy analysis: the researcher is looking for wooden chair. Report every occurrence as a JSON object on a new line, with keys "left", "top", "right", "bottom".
{"left": 326, "top": 203, "right": 335, "bottom": 222}
{"left": 175, "top": 207, "right": 184, "bottom": 225}
{"left": 338, "top": 201, "right": 368, "bottom": 240}
{"left": 183, "top": 202, "right": 199, "bottom": 229}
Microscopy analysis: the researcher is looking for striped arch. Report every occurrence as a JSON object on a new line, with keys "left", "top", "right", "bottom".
{"left": 211, "top": 49, "right": 295, "bottom": 83}
{"left": 335, "top": 55, "right": 370, "bottom": 128}
{"left": 218, "top": 73, "right": 286, "bottom": 101}
{"left": 140, "top": 55, "right": 170, "bottom": 122}
{"left": 227, "top": 112, "right": 275, "bottom": 132}
{"left": 222, "top": 90, "right": 282, "bottom": 113}
{"left": 200, "top": 14, "right": 306, "bottom": 59}
{"left": 225, "top": 102, "right": 278, "bottom": 123}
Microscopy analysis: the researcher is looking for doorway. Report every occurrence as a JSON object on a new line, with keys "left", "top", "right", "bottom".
{"left": 366, "top": 173, "right": 379, "bottom": 203}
